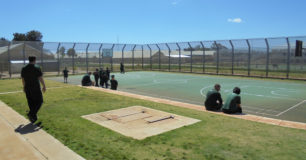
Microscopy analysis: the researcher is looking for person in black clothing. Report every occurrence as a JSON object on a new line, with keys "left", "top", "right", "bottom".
{"left": 106, "top": 67, "right": 110, "bottom": 86}
{"left": 120, "top": 62, "right": 125, "bottom": 74}
{"left": 93, "top": 68, "right": 99, "bottom": 87}
{"left": 204, "top": 84, "right": 223, "bottom": 111}
{"left": 81, "top": 72, "right": 94, "bottom": 86}
{"left": 62, "top": 67, "right": 69, "bottom": 83}
{"left": 110, "top": 75, "right": 118, "bottom": 90}
{"left": 21, "top": 56, "right": 46, "bottom": 123}
{"left": 99, "top": 68, "right": 104, "bottom": 86}
{"left": 100, "top": 72, "right": 108, "bottom": 88}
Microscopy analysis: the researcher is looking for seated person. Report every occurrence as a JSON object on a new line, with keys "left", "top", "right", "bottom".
{"left": 81, "top": 72, "right": 94, "bottom": 86}
{"left": 222, "top": 87, "right": 242, "bottom": 114}
{"left": 204, "top": 84, "right": 223, "bottom": 111}
{"left": 110, "top": 75, "right": 118, "bottom": 90}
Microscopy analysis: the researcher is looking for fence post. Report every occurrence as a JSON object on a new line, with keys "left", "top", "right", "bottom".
{"left": 98, "top": 44, "right": 103, "bottom": 69}
{"left": 165, "top": 43, "right": 171, "bottom": 71}
{"left": 141, "top": 45, "right": 144, "bottom": 69}
{"left": 7, "top": 42, "right": 11, "bottom": 78}
{"left": 188, "top": 42, "right": 193, "bottom": 73}
{"left": 200, "top": 42, "right": 205, "bottom": 73}
{"left": 40, "top": 42, "right": 44, "bottom": 73}
{"left": 229, "top": 40, "right": 234, "bottom": 75}
{"left": 23, "top": 42, "right": 26, "bottom": 66}
{"left": 176, "top": 43, "right": 181, "bottom": 72}
{"left": 147, "top": 45, "right": 152, "bottom": 70}
{"left": 246, "top": 39, "right": 251, "bottom": 76}
{"left": 72, "top": 43, "right": 76, "bottom": 74}
{"left": 57, "top": 43, "right": 61, "bottom": 76}
{"left": 286, "top": 37, "right": 291, "bottom": 79}
{"left": 122, "top": 44, "right": 126, "bottom": 65}
{"left": 111, "top": 44, "right": 115, "bottom": 71}
{"left": 86, "top": 43, "right": 90, "bottom": 73}
{"left": 265, "top": 39, "right": 270, "bottom": 78}
{"left": 214, "top": 41, "right": 219, "bottom": 74}
{"left": 156, "top": 44, "right": 161, "bottom": 70}
{"left": 132, "top": 45, "right": 136, "bottom": 70}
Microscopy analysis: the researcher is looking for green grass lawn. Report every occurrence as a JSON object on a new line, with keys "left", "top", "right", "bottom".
{"left": 0, "top": 79, "right": 306, "bottom": 160}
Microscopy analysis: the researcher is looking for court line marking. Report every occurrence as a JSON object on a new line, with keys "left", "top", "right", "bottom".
{"left": 276, "top": 100, "right": 306, "bottom": 116}
{"left": 243, "top": 109, "right": 278, "bottom": 116}
{"left": 243, "top": 105, "right": 280, "bottom": 113}
{"left": 0, "top": 86, "right": 68, "bottom": 95}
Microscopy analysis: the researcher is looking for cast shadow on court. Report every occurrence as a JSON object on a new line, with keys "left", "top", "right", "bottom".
{"left": 14, "top": 122, "right": 43, "bottom": 134}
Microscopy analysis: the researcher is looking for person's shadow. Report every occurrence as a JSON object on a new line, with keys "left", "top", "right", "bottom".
{"left": 15, "top": 122, "right": 42, "bottom": 134}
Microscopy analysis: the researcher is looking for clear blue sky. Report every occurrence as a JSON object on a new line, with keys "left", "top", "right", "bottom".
{"left": 1, "top": 0, "right": 306, "bottom": 44}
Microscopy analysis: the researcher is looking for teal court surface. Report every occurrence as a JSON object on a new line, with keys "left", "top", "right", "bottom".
{"left": 47, "top": 71, "right": 306, "bottom": 123}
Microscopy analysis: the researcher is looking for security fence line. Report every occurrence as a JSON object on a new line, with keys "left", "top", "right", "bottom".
{"left": 0, "top": 36, "right": 305, "bottom": 80}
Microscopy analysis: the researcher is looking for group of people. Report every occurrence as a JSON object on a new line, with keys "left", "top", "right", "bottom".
{"left": 21, "top": 56, "right": 241, "bottom": 125}
{"left": 81, "top": 68, "right": 118, "bottom": 90}
{"left": 204, "top": 84, "right": 242, "bottom": 114}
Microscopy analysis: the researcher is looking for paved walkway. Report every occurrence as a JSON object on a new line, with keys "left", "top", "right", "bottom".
{"left": 87, "top": 86, "right": 306, "bottom": 130}
{"left": 0, "top": 101, "right": 85, "bottom": 160}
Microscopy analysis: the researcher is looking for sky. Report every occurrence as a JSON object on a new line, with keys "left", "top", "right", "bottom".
{"left": 1, "top": 0, "right": 306, "bottom": 44}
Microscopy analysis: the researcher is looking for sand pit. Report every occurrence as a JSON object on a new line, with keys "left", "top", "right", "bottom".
{"left": 82, "top": 106, "right": 200, "bottom": 140}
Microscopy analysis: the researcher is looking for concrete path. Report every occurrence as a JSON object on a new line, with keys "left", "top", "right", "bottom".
{"left": 0, "top": 101, "right": 85, "bottom": 160}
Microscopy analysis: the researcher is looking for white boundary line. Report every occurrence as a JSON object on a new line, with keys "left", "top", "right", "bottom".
{"left": 276, "top": 100, "right": 306, "bottom": 116}
{"left": 0, "top": 86, "right": 67, "bottom": 95}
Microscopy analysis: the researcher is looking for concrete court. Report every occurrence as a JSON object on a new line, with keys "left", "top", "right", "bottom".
{"left": 0, "top": 100, "right": 85, "bottom": 160}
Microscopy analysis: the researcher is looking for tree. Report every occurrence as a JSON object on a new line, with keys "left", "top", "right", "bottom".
{"left": 13, "top": 33, "right": 26, "bottom": 41}
{"left": 67, "top": 48, "right": 77, "bottom": 57}
{"left": 26, "top": 30, "right": 43, "bottom": 41}
{"left": 58, "top": 47, "right": 66, "bottom": 58}
{"left": 211, "top": 43, "right": 228, "bottom": 50}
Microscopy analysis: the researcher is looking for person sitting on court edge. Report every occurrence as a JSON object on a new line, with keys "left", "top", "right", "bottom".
{"left": 81, "top": 72, "right": 94, "bottom": 86}
{"left": 204, "top": 84, "right": 223, "bottom": 111}
{"left": 222, "top": 87, "right": 242, "bottom": 114}
{"left": 110, "top": 75, "right": 118, "bottom": 90}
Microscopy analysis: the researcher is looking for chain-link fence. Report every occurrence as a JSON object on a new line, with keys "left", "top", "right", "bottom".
{"left": 0, "top": 36, "right": 305, "bottom": 80}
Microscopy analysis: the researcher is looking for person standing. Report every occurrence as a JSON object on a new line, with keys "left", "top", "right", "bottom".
{"left": 110, "top": 75, "right": 118, "bottom": 90}
{"left": 93, "top": 68, "right": 100, "bottom": 87}
{"left": 100, "top": 72, "right": 108, "bottom": 88}
{"left": 120, "top": 62, "right": 125, "bottom": 74}
{"left": 106, "top": 67, "right": 110, "bottom": 86}
{"left": 21, "top": 56, "right": 46, "bottom": 123}
{"left": 204, "top": 84, "right": 223, "bottom": 111}
{"left": 99, "top": 68, "right": 104, "bottom": 86}
{"left": 222, "top": 87, "right": 242, "bottom": 114}
{"left": 62, "top": 67, "right": 69, "bottom": 83}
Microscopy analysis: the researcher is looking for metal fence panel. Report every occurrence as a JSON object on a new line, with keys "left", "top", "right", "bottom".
{"left": 177, "top": 42, "right": 191, "bottom": 72}
{"left": 148, "top": 44, "right": 159, "bottom": 70}
{"left": 202, "top": 41, "right": 217, "bottom": 73}
{"left": 231, "top": 40, "right": 249, "bottom": 76}
{"left": 266, "top": 38, "right": 288, "bottom": 78}
{"left": 0, "top": 36, "right": 305, "bottom": 80}
{"left": 215, "top": 40, "right": 232, "bottom": 75}
{"left": 288, "top": 37, "right": 306, "bottom": 79}
{"left": 141, "top": 45, "right": 151, "bottom": 70}
{"left": 249, "top": 39, "right": 268, "bottom": 77}
{"left": 0, "top": 41, "right": 10, "bottom": 78}
{"left": 87, "top": 43, "right": 101, "bottom": 72}
{"left": 133, "top": 45, "right": 143, "bottom": 70}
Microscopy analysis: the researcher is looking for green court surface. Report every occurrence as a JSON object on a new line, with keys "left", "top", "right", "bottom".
{"left": 47, "top": 71, "right": 306, "bottom": 123}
